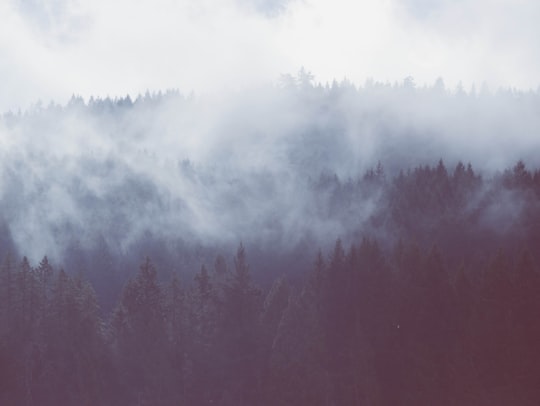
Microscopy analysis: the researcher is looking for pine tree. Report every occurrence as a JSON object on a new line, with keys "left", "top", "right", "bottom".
{"left": 266, "top": 291, "right": 329, "bottom": 405}
{"left": 511, "top": 250, "right": 540, "bottom": 399}
{"left": 185, "top": 264, "right": 220, "bottom": 404}
{"left": 218, "top": 244, "right": 262, "bottom": 404}
{"left": 0, "top": 254, "right": 19, "bottom": 404}
{"left": 163, "top": 274, "right": 186, "bottom": 404}
{"left": 111, "top": 258, "right": 170, "bottom": 405}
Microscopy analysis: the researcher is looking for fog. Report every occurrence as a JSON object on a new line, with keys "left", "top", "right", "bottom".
{"left": 1, "top": 75, "right": 539, "bottom": 268}
{"left": 3, "top": 0, "right": 540, "bottom": 112}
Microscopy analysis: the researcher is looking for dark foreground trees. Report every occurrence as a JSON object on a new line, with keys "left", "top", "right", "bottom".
{"left": 1, "top": 239, "right": 539, "bottom": 406}
{"left": 0, "top": 257, "right": 112, "bottom": 405}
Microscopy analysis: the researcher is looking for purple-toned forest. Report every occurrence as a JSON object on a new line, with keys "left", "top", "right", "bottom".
{"left": 1, "top": 84, "right": 540, "bottom": 405}
{"left": 4, "top": 0, "right": 540, "bottom": 404}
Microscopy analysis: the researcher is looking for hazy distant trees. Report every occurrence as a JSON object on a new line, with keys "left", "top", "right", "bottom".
{"left": 2, "top": 78, "right": 540, "bottom": 275}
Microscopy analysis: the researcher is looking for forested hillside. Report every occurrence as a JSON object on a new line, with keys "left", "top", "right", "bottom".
{"left": 1, "top": 78, "right": 540, "bottom": 270}
{"left": 2, "top": 81, "right": 540, "bottom": 404}
{"left": 4, "top": 0, "right": 540, "bottom": 404}
{"left": 1, "top": 155, "right": 540, "bottom": 405}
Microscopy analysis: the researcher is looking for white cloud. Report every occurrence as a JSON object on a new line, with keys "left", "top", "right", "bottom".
{"left": 1, "top": 0, "right": 539, "bottom": 111}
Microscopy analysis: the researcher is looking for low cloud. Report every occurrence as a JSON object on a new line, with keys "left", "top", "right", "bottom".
{"left": 2, "top": 0, "right": 539, "bottom": 112}
{"left": 1, "top": 79, "right": 540, "bottom": 263}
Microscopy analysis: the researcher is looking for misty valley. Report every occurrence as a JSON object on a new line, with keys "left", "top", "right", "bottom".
{"left": 1, "top": 80, "right": 540, "bottom": 405}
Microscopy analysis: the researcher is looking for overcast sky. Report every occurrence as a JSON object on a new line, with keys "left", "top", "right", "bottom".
{"left": 1, "top": 0, "right": 540, "bottom": 111}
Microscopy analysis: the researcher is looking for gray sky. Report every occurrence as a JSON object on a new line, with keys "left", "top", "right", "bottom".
{"left": 1, "top": 0, "right": 540, "bottom": 111}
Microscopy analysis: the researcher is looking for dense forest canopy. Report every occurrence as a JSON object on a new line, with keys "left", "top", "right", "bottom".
{"left": 1, "top": 231, "right": 540, "bottom": 404}
{"left": 1, "top": 77, "right": 540, "bottom": 404}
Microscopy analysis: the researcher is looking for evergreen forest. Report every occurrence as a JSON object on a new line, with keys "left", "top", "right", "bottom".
{"left": 1, "top": 154, "right": 540, "bottom": 405}
{"left": 2, "top": 81, "right": 540, "bottom": 405}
